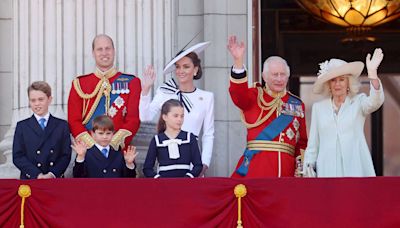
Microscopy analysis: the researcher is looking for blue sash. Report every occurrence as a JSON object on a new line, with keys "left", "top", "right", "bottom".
{"left": 236, "top": 95, "right": 300, "bottom": 176}
{"left": 85, "top": 74, "right": 134, "bottom": 130}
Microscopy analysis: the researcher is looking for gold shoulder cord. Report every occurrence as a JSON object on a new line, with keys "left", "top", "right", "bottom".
{"left": 240, "top": 87, "right": 283, "bottom": 129}
{"left": 73, "top": 77, "right": 112, "bottom": 125}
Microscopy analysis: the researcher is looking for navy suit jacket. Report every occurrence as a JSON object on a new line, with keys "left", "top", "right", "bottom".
{"left": 13, "top": 114, "right": 72, "bottom": 179}
{"left": 73, "top": 146, "right": 136, "bottom": 178}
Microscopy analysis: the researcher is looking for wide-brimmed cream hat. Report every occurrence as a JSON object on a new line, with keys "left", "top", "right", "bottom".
{"left": 163, "top": 41, "right": 211, "bottom": 75}
{"left": 313, "top": 58, "right": 364, "bottom": 94}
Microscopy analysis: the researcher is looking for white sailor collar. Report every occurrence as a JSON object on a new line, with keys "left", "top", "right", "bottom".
{"left": 155, "top": 131, "right": 191, "bottom": 159}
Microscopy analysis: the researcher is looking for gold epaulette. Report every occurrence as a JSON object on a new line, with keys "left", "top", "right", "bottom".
{"left": 76, "top": 132, "right": 95, "bottom": 148}
{"left": 110, "top": 129, "right": 133, "bottom": 150}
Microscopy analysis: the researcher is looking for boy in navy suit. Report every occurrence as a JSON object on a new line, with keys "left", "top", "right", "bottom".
{"left": 72, "top": 115, "right": 137, "bottom": 178}
{"left": 13, "top": 81, "right": 72, "bottom": 179}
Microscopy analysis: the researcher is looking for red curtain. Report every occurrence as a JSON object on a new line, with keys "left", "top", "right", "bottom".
{"left": 1, "top": 177, "right": 400, "bottom": 227}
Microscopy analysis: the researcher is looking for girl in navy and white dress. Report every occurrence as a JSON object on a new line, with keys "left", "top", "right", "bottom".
{"left": 143, "top": 99, "right": 203, "bottom": 178}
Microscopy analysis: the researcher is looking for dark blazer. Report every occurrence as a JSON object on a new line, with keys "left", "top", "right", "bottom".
{"left": 13, "top": 114, "right": 72, "bottom": 179}
{"left": 73, "top": 146, "right": 136, "bottom": 178}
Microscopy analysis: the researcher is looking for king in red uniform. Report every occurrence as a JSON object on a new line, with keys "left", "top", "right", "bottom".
{"left": 68, "top": 34, "right": 141, "bottom": 150}
{"left": 227, "top": 35, "right": 308, "bottom": 178}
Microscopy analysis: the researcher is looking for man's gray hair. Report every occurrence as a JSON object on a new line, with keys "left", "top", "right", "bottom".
{"left": 262, "top": 56, "right": 290, "bottom": 77}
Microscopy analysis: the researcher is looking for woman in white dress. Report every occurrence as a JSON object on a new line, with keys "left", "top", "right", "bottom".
{"left": 140, "top": 42, "right": 214, "bottom": 176}
{"left": 303, "top": 48, "right": 385, "bottom": 177}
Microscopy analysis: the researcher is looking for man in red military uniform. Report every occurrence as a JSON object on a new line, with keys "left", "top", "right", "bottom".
{"left": 227, "top": 35, "right": 308, "bottom": 178}
{"left": 68, "top": 34, "right": 141, "bottom": 150}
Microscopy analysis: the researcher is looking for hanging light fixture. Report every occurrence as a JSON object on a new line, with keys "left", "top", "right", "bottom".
{"left": 296, "top": 0, "right": 400, "bottom": 42}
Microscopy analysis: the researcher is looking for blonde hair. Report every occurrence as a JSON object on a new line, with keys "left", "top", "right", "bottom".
{"left": 319, "top": 75, "right": 360, "bottom": 98}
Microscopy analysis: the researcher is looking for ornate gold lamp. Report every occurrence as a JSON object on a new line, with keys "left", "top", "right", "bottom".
{"left": 296, "top": 0, "right": 400, "bottom": 42}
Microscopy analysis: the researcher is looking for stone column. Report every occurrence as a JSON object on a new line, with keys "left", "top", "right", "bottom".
{"left": 0, "top": 0, "right": 173, "bottom": 178}
{"left": 203, "top": 0, "right": 252, "bottom": 177}
{"left": 176, "top": 0, "right": 252, "bottom": 176}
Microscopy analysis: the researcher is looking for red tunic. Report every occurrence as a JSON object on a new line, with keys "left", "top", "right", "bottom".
{"left": 68, "top": 70, "right": 141, "bottom": 149}
{"left": 229, "top": 73, "right": 307, "bottom": 178}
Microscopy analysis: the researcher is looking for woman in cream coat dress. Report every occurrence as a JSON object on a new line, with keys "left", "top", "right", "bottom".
{"left": 303, "top": 48, "right": 385, "bottom": 177}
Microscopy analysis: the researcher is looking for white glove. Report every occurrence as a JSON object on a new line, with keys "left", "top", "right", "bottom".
{"left": 366, "top": 48, "right": 384, "bottom": 79}
{"left": 303, "top": 163, "right": 317, "bottom": 178}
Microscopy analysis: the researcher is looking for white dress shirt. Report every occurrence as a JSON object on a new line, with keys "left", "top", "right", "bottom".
{"left": 34, "top": 112, "right": 50, "bottom": 128}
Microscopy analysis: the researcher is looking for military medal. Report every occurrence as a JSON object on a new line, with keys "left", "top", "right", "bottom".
{"left": 108, "top": 106, "right": 117, "bottom": 118}
{"left": 122, "top": 82, "right": 128, "bottom": 94}
{"left": 293, "top": 118, "right": 300, "bottom": 131}
{"left": 296, "top": 131, "right": 300, "bottom": 143}
{"left": 114, "top": 96, "right": 125, "bottom": 109}
{"left": 111, "top": 83, "right": 116, "bottom": 94}
{"left": 120, "top": 82, "right": 125, "bottom": 94}
{"left": 296, "top": 105, "right": 304, "bottom": 118}
{"left": 286, "top": 127, "right": 295, "bottom": 140}
{"left": 116, "top": 83, "right": 121, "bottom": 94}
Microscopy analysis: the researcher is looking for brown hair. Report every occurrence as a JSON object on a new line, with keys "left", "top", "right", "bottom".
{"left": 92, "top": 34, "right": 115, "bottom": 51}
{"left": 92, "top": 115, "right": 115, "bottom": 132}
{"left": 157, "top": 99, "right": 184, "bottom": 133}
{"left": 176, "top": 52, "right": 202, "bottom": 80}
{"left": 27, "top": 81, "right": 52, "bottom": 97}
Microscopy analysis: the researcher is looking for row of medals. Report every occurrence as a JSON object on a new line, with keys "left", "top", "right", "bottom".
{"left": 111, "top": 82, "right": 130, "bottom": 94}
{"left": 281, "top": 102, "right": 304, "bottom": 118}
